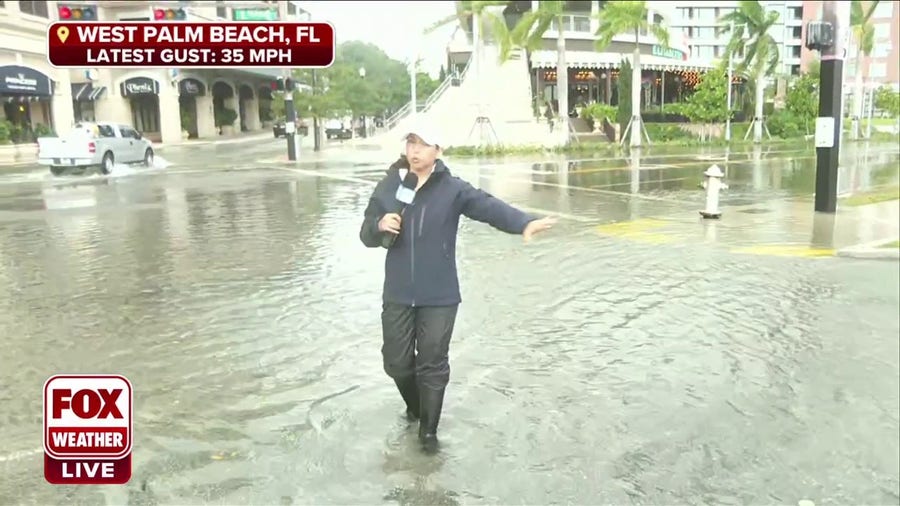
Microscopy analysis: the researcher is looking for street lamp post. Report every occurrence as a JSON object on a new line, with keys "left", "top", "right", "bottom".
{"left": 358, "top": 66, "right": 367, "bottom": 138}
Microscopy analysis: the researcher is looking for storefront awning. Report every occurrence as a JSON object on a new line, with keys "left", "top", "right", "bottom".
{"left": 71, "top": 82, "right": 91, "bottom": 101}
{"left": 71, "top": 82, "right": 108, "bottom": 101}
{"left": 89, "top": 86, "right": 107, "bottom": 100}
{"left": 530, "top": 50, "right": 714, "bottom": 72}
{"left": 0, "top": 65, "right": 53, "bottom": 96}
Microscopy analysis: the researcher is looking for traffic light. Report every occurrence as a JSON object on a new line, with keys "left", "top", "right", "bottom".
{"left": 272, "top": 77, "right": 294, "bottom": 92}
{"left": 58, "top": 4, "right": 97, "bottom": 20}
{"left": 153, "top": 7, "right": 187, "bottom": 20}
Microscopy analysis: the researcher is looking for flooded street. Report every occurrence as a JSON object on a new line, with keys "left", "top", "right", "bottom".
{"left": 1, "top": 141, "right": 898, "bottom": 505}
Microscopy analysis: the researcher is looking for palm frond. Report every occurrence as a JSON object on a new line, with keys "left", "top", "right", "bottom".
{"left": 483, "top": 10, "right": 513, "bottom": 62}
{"left": 859, "top": 23, "right": 876, "bottom": 55}
{"left": 526, "top": 14, "right": 555, "bottom": 50}
{"left": 649, "top": 23, "right": 670, "bottom": 49}
{"left": 509, "top": 10, "right": 539, "bottom": 46}
{"left": 424, "top": 13, "right": 460, "bottom": 35}
{"left": 763, "top": 36, "right": 780, "bottom": 76}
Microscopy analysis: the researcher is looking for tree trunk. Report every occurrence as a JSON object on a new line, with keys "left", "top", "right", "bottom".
{"left": 630, "top": 31, "right": 642, "bottom": 148}
{"left": 754, "top": 68, "right": 765, "bottom": 143}
{"left": 556, "top": 25, "right": 568, "bottom": 145}
{"left": 851, "top": 47, "right": 864, "bottom": 140}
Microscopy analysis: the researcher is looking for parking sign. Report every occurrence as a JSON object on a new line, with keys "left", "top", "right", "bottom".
{"left": 43, "top": 374, "right": 133, "bottom": 485}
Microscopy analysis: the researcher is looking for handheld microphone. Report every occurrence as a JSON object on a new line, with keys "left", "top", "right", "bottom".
{"left": 382, "top": 172, "right": 419, "bottom": 248}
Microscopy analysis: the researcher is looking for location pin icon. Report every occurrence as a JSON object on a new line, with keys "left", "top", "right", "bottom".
{"left": 57, "top": 26, "right": 70, "bottom": 44}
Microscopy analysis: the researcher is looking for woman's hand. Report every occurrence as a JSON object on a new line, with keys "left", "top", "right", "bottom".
{"left": 523, "top": 217, "right": 557, "bottom": 242}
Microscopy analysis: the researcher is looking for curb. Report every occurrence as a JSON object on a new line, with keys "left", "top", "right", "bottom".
{"left": 836, "top": 237, "right": 900, "bottom": 260}
{"left": 154, "top": 133, "right": 275, "bottom": 150}
{"left": 836, "top": 247, "right": 900, "bottom": 260}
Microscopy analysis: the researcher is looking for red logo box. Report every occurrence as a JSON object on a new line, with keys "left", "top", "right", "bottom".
{"left": 43, "top": 374, "right": 133, "bottom": 485}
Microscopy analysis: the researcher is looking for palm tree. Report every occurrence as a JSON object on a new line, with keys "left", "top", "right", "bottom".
{"left": 720, "top": 1, "right": 781, "bottom": 144}
{"left": 594, "top": 1, "right": 670, "bottom": 148}
{"left": 424, "top": 1, "right": 511, "bottom": 123}
{"left": 508, "top": 1, "right": 569, "bottom": 143}
{"left": 850, "top": 0, "right": 880, "bottom": 140}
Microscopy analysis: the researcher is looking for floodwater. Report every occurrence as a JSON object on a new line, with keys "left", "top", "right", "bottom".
{"left": 0, "top": 140, "right": 898, "bottom": 505}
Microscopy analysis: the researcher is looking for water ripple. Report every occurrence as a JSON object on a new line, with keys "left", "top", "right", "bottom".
{"left": 0, "top": 167, "right": 896, "bottom": 505}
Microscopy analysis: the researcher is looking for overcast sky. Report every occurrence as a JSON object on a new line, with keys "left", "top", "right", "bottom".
{"left": 306, "top": 1, "right": 459, "bottom": 77}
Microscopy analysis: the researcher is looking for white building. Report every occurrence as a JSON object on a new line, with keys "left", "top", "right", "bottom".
{"left": 667, "top": 0, "right": 805, "bottom": 77}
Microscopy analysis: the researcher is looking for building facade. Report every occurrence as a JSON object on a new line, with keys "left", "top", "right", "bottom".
{"left": 0, "top": 0, "right": 68, "bottom": 144}
{"left": 800, "top": 0, "right": 900, "bottom": 90}
{"left": 1, "top": 0, "right": 294, "bottom": 146}
{"left": 448, "top": 0, "right": 713, "bottom": 114}
{"left": 668, "top": 0, "right": 806, "bottom": 77}
{"left": 669, "top": 0, "right": 900, "bottom": 89}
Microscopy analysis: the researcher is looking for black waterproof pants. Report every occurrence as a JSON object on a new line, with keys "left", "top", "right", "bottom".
{"left": 381, "top": 303, "right": 459, "bottom": 391}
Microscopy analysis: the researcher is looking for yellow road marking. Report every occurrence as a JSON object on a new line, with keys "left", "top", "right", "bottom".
{"left": 595, "top": 218, "right": 677, "bottom": 244}
{"left": 729, "top": 244, "right": 836, "bottom": 258}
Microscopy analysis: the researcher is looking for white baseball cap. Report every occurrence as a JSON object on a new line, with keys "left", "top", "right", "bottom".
{"left": 402, "top": 122, "right": 443, "bottom": 148}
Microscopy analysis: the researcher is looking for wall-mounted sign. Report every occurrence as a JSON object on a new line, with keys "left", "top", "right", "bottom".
{"left": 179, "top": 78, "right": 206, "bottom": 96}
{"left": 232, "top": 8, "right": 278, "bottom": 21}
{"left": 652, "top": 45, "right": 686, "bottom": 60}
{"left": 120, "top": 76, "right": 159, "bottom": 97}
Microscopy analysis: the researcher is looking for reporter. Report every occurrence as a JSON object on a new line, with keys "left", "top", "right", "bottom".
{"left": 359, "top": 125, "right": 555, "bottom": 453}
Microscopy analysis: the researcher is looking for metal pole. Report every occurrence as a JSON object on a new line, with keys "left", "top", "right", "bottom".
{"left": 282, "top": 3, "right": 298, "bottom": 161}
{"left": 814, "top": 1, "right": 851, "bottom": 213}
{"left": 726, "top": 37, "right": 733, "bottom": 142}
{"left": 285, "top": 81, "right": 298, "bottom": 161}
{"left": 312, "top": 68, "right": 320, "bottom": 151}
{"left": 410, "top": 58, "right": 417, "bottom": 121}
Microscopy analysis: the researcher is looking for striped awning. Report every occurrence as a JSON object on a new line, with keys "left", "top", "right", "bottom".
{"left": 89, "top": 86, "right": 106, "bottom": 100}
{"left": 71, "top": 83, "right": 107, "bottom": 101}
{"left": 530, "top": 50, "right": 714, "bottom": 72}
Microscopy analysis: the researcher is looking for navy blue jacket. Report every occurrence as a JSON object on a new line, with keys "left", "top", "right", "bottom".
{"left": 360, "top": 158, "right": 535, "bottom": 307}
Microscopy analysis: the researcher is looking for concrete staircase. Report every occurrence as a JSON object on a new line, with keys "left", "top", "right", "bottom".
{"left": 374, "top": 45, "right": 559, "bottom": 149}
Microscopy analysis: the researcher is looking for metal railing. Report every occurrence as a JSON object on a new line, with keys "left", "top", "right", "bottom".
{"left": 546, "top": 14, "right": 656, "bottom": 37}
{"left": 383, "top": 57, "right": 473, "bottom": 132}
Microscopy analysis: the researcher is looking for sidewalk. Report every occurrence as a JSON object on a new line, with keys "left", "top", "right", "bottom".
{"left": 153, "top": 131, "right": 275, "bottom": 150}
{"left": 596, "top": 196, "right": 900, "bottom": 260}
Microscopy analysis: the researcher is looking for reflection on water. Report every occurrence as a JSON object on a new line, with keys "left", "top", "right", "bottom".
{"left": 0, "top": 145, "right": 897, "bottom": 505}
{"left": 473, "top": 143, "right": 899, "bottom": 208}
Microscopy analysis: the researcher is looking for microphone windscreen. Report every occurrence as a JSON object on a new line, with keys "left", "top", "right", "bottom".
{"left": 401, "top": 172, "right": 419, "bottom": 190}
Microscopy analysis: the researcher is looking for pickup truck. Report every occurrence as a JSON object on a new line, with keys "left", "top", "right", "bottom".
{"left": 37, "top": 121, "right": 155, "bottom": 176}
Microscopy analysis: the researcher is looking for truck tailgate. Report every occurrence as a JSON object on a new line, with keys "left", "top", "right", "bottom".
{"left": 37, "top": 137, "right": 96, "bottom": 161}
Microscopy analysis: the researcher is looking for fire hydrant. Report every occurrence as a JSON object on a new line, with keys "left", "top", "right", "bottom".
{"left": 699, "top": 164, "right": 728, "bottom": 219}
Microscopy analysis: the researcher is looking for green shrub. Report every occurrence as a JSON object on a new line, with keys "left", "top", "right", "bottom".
{"left": 644, "top": 123, "right": 694, "bottom": 142}
{"left": 767, "top": 110, "right": 807, "bottom": 138}
{"left": 0, "top": 120, "right": 11, "bottom": 145}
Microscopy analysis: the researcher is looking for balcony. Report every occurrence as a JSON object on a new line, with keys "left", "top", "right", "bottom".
{"left": 549, "top": 14, "right": 593, "bottom": 35}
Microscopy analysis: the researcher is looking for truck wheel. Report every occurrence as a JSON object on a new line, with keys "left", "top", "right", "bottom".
{"left": 50, "top": 166, "right": 65, "bottom": 176}
{"left": 143, "top": 148, "right": 154, "bottom": 167}
{"left": 100, "top": 152, "right": 114, "bottom": 175}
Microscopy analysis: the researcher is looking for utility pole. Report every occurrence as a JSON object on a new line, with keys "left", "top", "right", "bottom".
{"left": 813, "top": 1, "right": 851, "bottom": 213}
